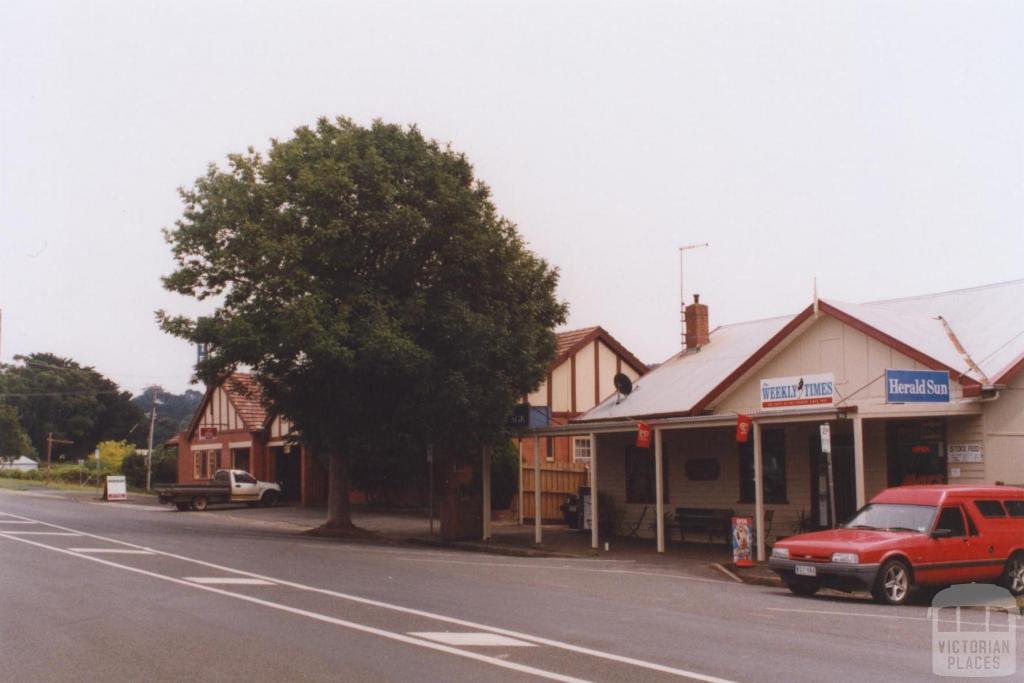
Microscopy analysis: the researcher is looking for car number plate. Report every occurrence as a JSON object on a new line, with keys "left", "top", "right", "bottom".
{"left": 795, "top": 564, "right": 817, "bottom": 577}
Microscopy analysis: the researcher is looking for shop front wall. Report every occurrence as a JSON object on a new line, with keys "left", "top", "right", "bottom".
{"left": 594, "top": 426, "right": 814, "bottom": 542}
{"left": 982, "top": 372, "right": 1024, "bottom": 486}
{"left": 711, "top": 315, "right": 964, "bottom": 416}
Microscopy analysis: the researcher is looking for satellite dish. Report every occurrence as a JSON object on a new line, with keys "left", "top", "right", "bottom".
{"left": 613, "top": 373, "right": 633, "bottom": 396}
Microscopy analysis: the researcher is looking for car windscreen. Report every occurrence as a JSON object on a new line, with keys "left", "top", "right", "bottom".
{"left": 843, "top": 503, "right": 936, "bottom": 533}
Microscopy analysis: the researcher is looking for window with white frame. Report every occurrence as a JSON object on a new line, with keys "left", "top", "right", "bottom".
{"left": 573, "top": 437, "right": 591, "bottom": 463}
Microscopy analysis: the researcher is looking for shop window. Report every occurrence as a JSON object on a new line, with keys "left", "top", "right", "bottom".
{"left": 739, "top": 429, "right": 787, "bottom": 504}
{"left": 625, "top": 446, "right": 668, "bottom": 504}
{"left": 573, "top": 438, "right": 591, "bottom": 463}
{"left": 193, "top": 451, "right": 218, "bottom": 480}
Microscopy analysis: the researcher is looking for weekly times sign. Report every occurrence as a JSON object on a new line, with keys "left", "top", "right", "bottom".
{"left": 760, "top": 373, "right": 835, "bottom": 410}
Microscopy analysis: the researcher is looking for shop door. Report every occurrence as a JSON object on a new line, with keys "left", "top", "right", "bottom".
{"left": 810, "top": 433, "right": 856, "bottom": 528}
{"left": 274, "top": 448, "right": 301, "bottom": 502}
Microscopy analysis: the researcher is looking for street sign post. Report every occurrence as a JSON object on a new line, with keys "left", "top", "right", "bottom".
{"left": 821, "top": 424, "right": 837, "bottom": 528}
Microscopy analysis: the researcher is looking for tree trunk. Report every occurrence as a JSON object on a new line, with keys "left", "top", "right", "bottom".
{"left": 325, "top": 448, "right": 354, "bottom": 529}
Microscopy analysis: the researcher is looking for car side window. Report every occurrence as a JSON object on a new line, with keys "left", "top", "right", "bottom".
{"left": 213, "top": 470, "right": 229, "bottom": 483}
{"left": 1004, "top": 501, "right": 1024, "bottom": 518}
{"left": 235, "top": 472, "right": 256, "bottom": 484}
{"left": 936, "top": 506, "right": 966, "bottom": 537}
{"left": 974, "top": 500, "right": 1006, "bottom": 518}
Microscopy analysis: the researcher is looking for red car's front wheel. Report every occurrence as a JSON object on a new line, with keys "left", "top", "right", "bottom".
{"left": 872, "top": 558, "right": 912, "bottom": 605}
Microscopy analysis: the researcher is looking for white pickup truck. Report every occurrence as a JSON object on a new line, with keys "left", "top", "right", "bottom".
{"left": 155, "top": 469, "right": 282, "bottom": 511}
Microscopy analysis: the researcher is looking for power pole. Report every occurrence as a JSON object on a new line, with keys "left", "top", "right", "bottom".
{"left": 46, "top": 433, "right": 73, "bottom": 483}
{"left": 145, "top": 387, "right": 157, "bottom": 491}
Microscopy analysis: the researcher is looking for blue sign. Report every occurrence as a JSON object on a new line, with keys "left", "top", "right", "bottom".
{"left": 885, "top": 369, "right": 950, "bottom": 403}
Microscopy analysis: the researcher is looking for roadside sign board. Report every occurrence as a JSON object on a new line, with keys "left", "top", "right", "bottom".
{"left": 105, "top": 475, "right": 127, "bottom": 501}
{"left": 885, "top": 369, "right": 950, "bottom": 403}
{"left": 732, "top": 516, "right": 753, "bottom": 567}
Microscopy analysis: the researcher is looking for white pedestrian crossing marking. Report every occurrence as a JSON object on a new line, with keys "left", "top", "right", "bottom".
{"left": 184, "top": 577, "right": 276, "bottom": 586}
{"left": 69, "top": 548, "right": 155, "bottom": 555}
{"left": 410, "top": 632, "right": 536, "bottom": 647}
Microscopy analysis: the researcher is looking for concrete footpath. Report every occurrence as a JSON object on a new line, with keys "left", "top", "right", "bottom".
{"left": 0, "top": 481, "right": 775, "bottom": 584}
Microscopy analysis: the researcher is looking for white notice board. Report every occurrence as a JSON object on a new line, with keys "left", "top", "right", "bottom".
{"left": 105, "top": 475, "right": 127, "bottom": 501}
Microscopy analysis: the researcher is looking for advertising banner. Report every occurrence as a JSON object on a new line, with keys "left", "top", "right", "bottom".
{"left": 885, "top": 369, "right": 950, "bottom": 403}
{"left": 735, "top": 414, "right": 752, "bottom": 443}
{"left": 732, "top": 516, "right": 753, "bottom": 567}
{"left": 760, "top": 373, "right": 834, "bottom": 410}
{"left": 635, "top": 422, "right": 652, "bottom": 449}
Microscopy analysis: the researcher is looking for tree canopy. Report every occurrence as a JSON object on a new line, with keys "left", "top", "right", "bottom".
{"left": 159, "top": 117, "right": 566, "bottom": 527}
{"left": 131, "top": 385, "right": 204, "bottom": 445}
{"left": 0, "top": 353, "right": 145, "bottom": 460}
{"left": 0, "top": 405, "right": 33, "bottom": 459}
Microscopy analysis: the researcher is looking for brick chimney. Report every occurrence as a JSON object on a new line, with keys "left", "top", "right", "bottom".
{"left": 684, "top": 294, "right": 709, "bottom": 350}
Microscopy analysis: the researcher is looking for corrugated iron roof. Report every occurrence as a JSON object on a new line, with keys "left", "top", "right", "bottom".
{"left": 576, "top": 278, "right": 1024, "bottom": 422}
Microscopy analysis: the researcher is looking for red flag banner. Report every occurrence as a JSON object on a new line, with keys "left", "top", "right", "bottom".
{"left": 736, "top": 415, "right": 752, "bottom": 443}
{"left": 635, "top": 421, "right": 652, "bottom": 449}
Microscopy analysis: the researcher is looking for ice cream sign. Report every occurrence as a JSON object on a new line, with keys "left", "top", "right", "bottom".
{"left": 760, "top": 373, "right": 835, "bottom": 410}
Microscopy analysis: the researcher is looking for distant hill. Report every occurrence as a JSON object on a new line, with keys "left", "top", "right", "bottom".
{"left": 131, "top": 386, "right": 204, "bottom": 445}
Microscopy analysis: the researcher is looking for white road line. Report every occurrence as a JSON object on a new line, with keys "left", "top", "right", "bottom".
{"left": 0, "top": 532, "right": 588, "bottom": 683}
{"left": 0, "top": 510, "right": 742, "bottom": 683}
{"left": 0, "top": 531, "right": 80, "bottom": 536}
{"left": 0, "top": 520, "right": 38, "bottom": 524}
{"left": 764, "top": 606, "right": 991, "bottom": 627}
{"left": 410, "top": 632, "right": 536, "bottom": 647}
{"left": 69, "top": 548, "right": 156, "bottom": 555}
{"left": 185, "top": 577, "right": 276, "bottom": 586}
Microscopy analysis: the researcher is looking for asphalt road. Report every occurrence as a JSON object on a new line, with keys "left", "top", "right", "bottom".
{"left": 1, "top": 490, "right": 1019, "bottom": 682}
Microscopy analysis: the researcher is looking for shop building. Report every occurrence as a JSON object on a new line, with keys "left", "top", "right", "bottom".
{"left": 177, "top": 373, "right": 326, "bottom": 505}
{"left": 523, "top": 279, "right": 1024, "bottom": 559}
{"left": 519, "top": 326, "right": 647, "bottom": 466}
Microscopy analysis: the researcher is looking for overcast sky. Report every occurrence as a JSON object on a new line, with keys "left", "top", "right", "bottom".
{"left": 2, "top": 1, "right": 1022, "bottom": 396}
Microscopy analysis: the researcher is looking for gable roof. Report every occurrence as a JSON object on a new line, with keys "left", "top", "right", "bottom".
{"left": 576, "top": 278, "right": 1024, "bottom": 423}
{"left": 185, "top": 372, "right": 268, "bottom": 438}
{"left": 552, "top": 326, "right": 648, "bottom": 376}
{"left": 222, "top": 373, "right": 268, "bottom": 430}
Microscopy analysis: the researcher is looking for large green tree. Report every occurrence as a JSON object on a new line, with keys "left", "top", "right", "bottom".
{"left": 0, "top": 405, "right": 34, "bottom": 459}
{"left": 159, "top": 117, "right": 566, "bottom": 528}
{"left": 0, "top": 353, "right": 145, "bottom": 460}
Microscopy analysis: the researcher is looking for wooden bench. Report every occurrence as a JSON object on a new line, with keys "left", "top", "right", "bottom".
{"left": 674, "top": 507, "right": 734, "bottom": 543}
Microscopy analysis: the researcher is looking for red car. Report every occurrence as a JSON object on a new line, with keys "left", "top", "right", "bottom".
{"left": 769, "top": 485, "right": 1024, "bottom": 605}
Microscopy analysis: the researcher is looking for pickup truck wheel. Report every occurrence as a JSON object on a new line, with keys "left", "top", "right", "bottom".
{"left": 785, "top": 579, "right": 820, "bottom": 596}
{"left": 1000, "top": 552, "right": 1024, "bottom": 596}
{"left": 261, "top": 491, "right": 278, "bottom": 508}
{"left": 872, "top": 558, "right": 912, "bottom": 605}
{"left": 191, "top": 495, "right": 209, "bottom": 512}
{"left": 174, "top": 503, "right": 190, "bottom": 511}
